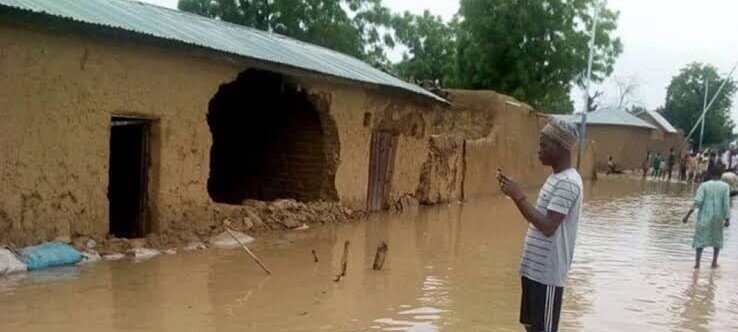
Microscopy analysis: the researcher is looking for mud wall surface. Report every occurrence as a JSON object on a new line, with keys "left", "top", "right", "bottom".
{"left": 416, "top": 135, "right": 465, "bottom": 205}
{"left": 451, "top": 90, "right": 596, "bottom": 199}
{"left": 0, "top": 21, "right": 447, "bottom": 245}
{"left": 0, "top": 23, "right": 247, "bottom": 245}
{"left": 586, "top": 125, "right": 685, "bottom": 171}
{"left": 1, "top": 21, "right": 599, "bottom": 246}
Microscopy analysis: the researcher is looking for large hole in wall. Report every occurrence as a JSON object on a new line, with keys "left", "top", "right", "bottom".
{"left": 206, "top": 69, "right": 339, "bottom": 204}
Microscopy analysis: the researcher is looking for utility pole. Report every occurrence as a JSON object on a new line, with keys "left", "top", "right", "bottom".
{"left": 699, "top": 81, "right": 708, "bottom": 150}
{"left": 577, "top": 0, "right": 603, "bottom": 170}
{"left": 681, "top": 62, "right": 737, "bottom": 151}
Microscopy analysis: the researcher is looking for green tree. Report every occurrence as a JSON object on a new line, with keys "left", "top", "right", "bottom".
{"left": 450, "top": 0, "right": 622, "bottom": 114}
{"left": 662, "top": 62, "right": 736, "bottom": 146}
{"left": 177, "top": 0, "right": 395, "bottom": 64}
{"left": 391, "top": 11, "right": 455, "bottom": 84}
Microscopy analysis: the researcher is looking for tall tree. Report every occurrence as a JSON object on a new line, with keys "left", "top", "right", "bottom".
{"left": 450, "top": 0, "right": 622, "bottom": 114}
{"left": 177, "top": 0, "right": 395, "bottom": 64}
{"left": 610, "top": 74, "right": 641, "bottom": 110}
{"left": 391, "top": 11, "right": 455, "bottom": 84}
{"left": 662, "top": 63, "right": 736, "bottom": 146}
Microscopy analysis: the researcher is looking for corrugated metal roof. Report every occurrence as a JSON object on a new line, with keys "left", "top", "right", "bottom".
{"left": 556, "top": 107, "right": 657, "bottom": 129}
{"left": 634, "top": 109, "right": 679, "bottom": 134}
{"left": 0, "top": 0, "right": 447, "bottom": 103}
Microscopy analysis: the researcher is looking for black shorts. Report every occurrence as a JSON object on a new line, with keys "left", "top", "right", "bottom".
{"left": 520, "top": 277, "right": 564, "bottom": 332}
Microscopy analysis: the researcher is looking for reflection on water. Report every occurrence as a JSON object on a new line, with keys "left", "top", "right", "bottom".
{"left": 1, "top": 178, "right": 737, "bottom": 331}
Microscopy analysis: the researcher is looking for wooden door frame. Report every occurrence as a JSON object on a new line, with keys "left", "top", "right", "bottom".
{"left": 366, "top": 131, "right": 398, "bottom": 211}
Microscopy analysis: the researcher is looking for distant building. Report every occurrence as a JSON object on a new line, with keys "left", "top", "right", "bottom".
{"left": 558, "top": 107, "right": 684, "bottom": 171}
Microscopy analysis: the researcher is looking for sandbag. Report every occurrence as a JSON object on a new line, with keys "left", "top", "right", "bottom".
{"left": 20, "top": 242, "right": 83, "bottom": 270}
{"left": 0, "top": 249, "right": 27, "bottom": 275}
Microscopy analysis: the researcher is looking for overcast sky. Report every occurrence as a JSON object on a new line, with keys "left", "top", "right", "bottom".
{"left": 141, "top": 0, "right": 738, "bottom": 122}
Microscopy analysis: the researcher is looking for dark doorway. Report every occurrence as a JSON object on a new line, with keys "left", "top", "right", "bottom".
{"left": 108, "top": 117, "right": 150, "bottom": 238}
{"left": 366, "top": 131, "right": 397, "bottom": 211}
{"left": 207, "top": 69, "right": 339, "bottom": 204}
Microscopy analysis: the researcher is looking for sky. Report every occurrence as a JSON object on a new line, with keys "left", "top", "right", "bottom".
{"left": 140, "top": 0, "right": 738, "bottom": 123}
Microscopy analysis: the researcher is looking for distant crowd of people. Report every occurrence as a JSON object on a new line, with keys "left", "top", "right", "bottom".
{"left": 637, "top": 147, "right": 738, "bottom": 186}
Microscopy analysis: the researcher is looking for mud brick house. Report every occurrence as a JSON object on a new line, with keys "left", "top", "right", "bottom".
{"left": 558, "top": 107, "right": 685, "bottom": 171}
{"left": 0, "top": 0, "right": 595, "bottom": 246}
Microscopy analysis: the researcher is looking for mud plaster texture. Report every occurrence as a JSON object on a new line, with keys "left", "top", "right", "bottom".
{"left": 1, "top": 23, "right": 240, "bottom": 246}
{"left": 0, "top": 22, "right": 444, "bottom": 246}
{"left": 416, "top": 135, "right": 465, "bottom": 204}
{"left": 586, "top": 125, "right": 684, "bottom": 172}
{"left": 1, "top": 21, "right": 596, "bottom": 248}
{"left": 438, "top": 90, "right": 596, "bottom": 201}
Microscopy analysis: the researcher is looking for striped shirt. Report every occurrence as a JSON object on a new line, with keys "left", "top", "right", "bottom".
{"left": 519, "top": 168, "right": 583, "bottom": 287}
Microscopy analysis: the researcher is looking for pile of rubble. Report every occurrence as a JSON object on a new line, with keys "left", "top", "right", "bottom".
{"left": 79, "top": 199, "right": 364, "bottom": 256}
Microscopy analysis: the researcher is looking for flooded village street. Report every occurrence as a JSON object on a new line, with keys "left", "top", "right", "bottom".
{"left": 4, "top": 0, "right": 738, "bottom": 331}
{"left": 2, "top": 177, "right": 737, "bottom": 332}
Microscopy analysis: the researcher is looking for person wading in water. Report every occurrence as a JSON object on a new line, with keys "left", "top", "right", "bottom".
{"left": 683, "top": 166, "right": 731, "bottom": 269}
{"left": 497, "top": 118, "right": 583, "bottom": 332}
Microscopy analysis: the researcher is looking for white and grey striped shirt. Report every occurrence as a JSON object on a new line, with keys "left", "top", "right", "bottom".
{"left": 519, "top": 168, "right": 582, "bottom": 287}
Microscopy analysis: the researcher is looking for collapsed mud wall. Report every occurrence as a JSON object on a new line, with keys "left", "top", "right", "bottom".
{"left": 368, "top": 89, "right": 597, "bottom": 209}
{"left": 416, "top": 136, "right": 465, "bottom": 205}
{"left": 0, "top": 21, "right": 448, "bottom": 245}
{"left": 0, "top": 21, "right": 597, "bottom": 247}
{"left": 445, "top": 90, "right": 595, "bottom": 200}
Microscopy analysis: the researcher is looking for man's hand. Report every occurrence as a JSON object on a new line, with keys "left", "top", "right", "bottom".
{"left": 682, "top": 216, "right": 689, "bottom": 224}
{"left": 497, "top": 169, "right": 526, "bottom": 201}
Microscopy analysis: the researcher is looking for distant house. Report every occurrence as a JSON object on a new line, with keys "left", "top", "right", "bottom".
{"left": 634, "top": 109, "right": 680, "bottom": 141}
{"left": 557, "top": 107, "right": 684, "bottom": 171}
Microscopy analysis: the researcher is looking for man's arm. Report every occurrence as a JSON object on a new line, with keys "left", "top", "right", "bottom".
{"left": 511, "top": 196, "right": 567, "bottom": 237}
{"left": 682, "top": 209, "right": 695, "bottom": 223}
{"left": 497, "top": 171, "right": 570, "bottom": 237}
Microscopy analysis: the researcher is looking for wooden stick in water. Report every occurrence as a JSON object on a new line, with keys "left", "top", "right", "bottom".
{"left": 311, "top": 249, "right": 319, "bottom": 263}
{"left": 225, "top": 226, "right": 272, "bottom": 275}
{"left": 333, "top": 240, "right": 350, "bottom": 282}
{"left": 372, "top": 241, "right": 388, "bottom": 270}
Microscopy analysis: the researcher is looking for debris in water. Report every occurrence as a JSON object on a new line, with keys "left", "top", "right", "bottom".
{"left": 311, "top": 249, "right": 319, "bottom": 263}
{"left": 333, "top": 240, "right": 350, "bottom": 282}
{"left": 128, "top": 248, "right": 161, "bottom": 260}
{"left": 184, "top": 242, "right": 207, "bottom": 251}
{"left": 102, "top": 253, "right": 125, "bottom": 261}
{"left": 79, "top": 250, "right": 101, "bottom": 264}
{"left": 226, "top": 227, "right": 272, "bottom": 275}
{"left": 209, "top": 230, "right": 255, "bottom": 249}
{"left": 372, "top": 241, "right": 388, "bottom": 270}
{"left": 0, "top": 248, "right": 27, "bottom": 275}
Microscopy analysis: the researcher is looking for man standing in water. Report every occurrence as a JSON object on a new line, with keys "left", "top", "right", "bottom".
{"left": 683, "top": 166, "right": 730, "bottom": 269}
{"left": 497, "top": 118, "right": 583, "bottom": 332}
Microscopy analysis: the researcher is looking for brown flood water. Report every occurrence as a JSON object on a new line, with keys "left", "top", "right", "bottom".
{"left": 2, "top": 178, "right": 738, "bottom": 331}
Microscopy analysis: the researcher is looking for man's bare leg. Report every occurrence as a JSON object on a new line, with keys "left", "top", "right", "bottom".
{"left": 712, "top": 248, "right": 720, "bottom": 268}
{"left": 524, "top": 325, "right": 534, "bottom": 332}
{"left": 695, "top": 248, "right": 703, "bottom": 269}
